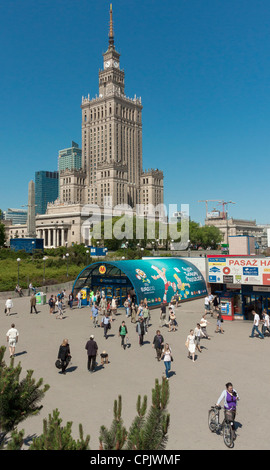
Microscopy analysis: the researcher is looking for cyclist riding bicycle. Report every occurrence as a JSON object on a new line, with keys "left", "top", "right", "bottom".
{"left": 216, "top": 382, "right": 239, "bottom": 439}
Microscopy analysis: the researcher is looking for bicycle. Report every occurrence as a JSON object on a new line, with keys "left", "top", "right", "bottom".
{"left": 208, "top": 405, "right": 235, "bottom": 448}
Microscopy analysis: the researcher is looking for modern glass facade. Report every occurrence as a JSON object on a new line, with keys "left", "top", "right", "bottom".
{"left": 58, "top": 141, "right": 82, "bottom": 173}
{"left": 35, "top": 171, "right": 59, "bottom": 215}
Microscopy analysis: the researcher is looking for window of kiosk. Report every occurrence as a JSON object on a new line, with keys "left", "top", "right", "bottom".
{"left": 106, "top": 286, "right": 112, "bottom": 300}
{"left": 114, "top": 287, "right": 121, "bottom": 304}
{"left": 121, "top": 287, "right": 127, "bottom": 304}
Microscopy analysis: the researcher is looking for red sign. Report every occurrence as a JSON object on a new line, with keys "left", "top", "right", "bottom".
{"left": 263, "top": 274, "right": 270, "bottom": 285}
{"left": 223, "top": 267, "right": 230, "bottom": 275}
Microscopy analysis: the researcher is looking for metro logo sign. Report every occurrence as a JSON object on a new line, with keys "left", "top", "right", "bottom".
{"left": 99, "top": 265, "right": 106, "bottom": 274}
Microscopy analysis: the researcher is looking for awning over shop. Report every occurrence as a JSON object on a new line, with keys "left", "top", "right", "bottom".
{"left": 72, "top": 257, "right": 207, "bottom": 307}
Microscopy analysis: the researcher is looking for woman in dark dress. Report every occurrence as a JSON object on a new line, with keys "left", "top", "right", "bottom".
{"left": 58, "top": 339, "right": 71, "bottom": 374}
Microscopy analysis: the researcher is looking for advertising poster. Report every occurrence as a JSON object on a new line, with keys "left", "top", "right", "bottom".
{"left": 119, "top": 258, "right": 207, "bottom": 306}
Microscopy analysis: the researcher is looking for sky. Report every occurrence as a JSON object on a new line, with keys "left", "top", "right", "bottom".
{"left": 0, "top": 0, "right": 269, "bottom": 225}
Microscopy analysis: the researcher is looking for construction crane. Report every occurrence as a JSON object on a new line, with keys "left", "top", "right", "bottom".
{"left": 217, "top": 201, "right": 236, "bottom": 220}
{"left": 198, "top": 200, "right": 223, "bottom": 219}
{"left": 198, "top": 200, "right": 236, "bottom": 220}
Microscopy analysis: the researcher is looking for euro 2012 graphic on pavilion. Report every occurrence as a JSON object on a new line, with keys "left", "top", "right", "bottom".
{"left": 72, "top": 258, "right": 207, "bottom": 307}
{"left": 133, "top": 258, "right": 207, "bottom": 305}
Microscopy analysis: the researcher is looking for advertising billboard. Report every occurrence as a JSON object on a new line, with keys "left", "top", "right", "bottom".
{"left": 208, "top": 256, "right": 270, "bottom": 286}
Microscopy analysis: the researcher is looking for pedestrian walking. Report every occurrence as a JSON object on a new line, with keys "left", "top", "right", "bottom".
{"left": 143, "top": 305, "right": 150, "bottom": 333}
{"left": 100, "top": 295, "right": 107, "bottom": 316}
{"left": 215, "top": 310, "right": 224, "bottom": 334}
{"left": 85, "top": 335, "right": 98, "bottom": 373}
{"left": 77, "top": 291, "right": 82, "bottom": 308}
{"left": 30, "top": 293, "right": 38, "bottom": 314}
{"left": 152, "top": 330, "right": 164, "bottom": 361}
{"left": 5, "top": 297, "right": 13, "bottom": 316}
{"left": 161, "top": 343, "right": 173, "bottom": 380}
{"left": 119, "top": 321, "right": 128, "bottom": 349}
{"left": 194, "top": 323, "right": 206, "bottom": 353}
{"left": 68, "top": 292, "right": 74, "bottom": 309}
{"left": 168, "top": 308, "right": 176, "bottom": 332}
{"left": 130, "top": 303, "right": 137, "bottom": 323}
{"left": 6, "top": 323, "right": 19, "bottom": 358}
{"left": 159, "top": 304, "right": 166, "bottom": 327}
{"left": 249, "top": 310, "right": 264, "bottom": 339}
{"left": 111, "top": 295, "right": 117, "bottom": 319}
{"left": 48, "top": 295, "right": 55, "bottom": 314}
{"left": 101, "top": 313, "right": 111, "bottom": 339}
{"left": 186, "top": 329, "right": 196, "bottom": 362}
{"left": 204, "top": 295, "right": 211, "bottom": 314}
{"left": 200, "top": 314, "right": 210, "bottom": 339}
{"left": 261, "top": 308, "right": 270, "bottom": 336}
{"left": 57, "top": 339, "right": 71, "bottom": 374}
{"left": 136, "top": 317, "right": 145, "bottom": 346}
{"left": 124, "top": 298, "right": 130, "bottom": 317}
{"left": 56, "top": 299, "right": 63, "bottom": 319}
{"left": 91, "top": 303, "right": 99, "bottom": 327}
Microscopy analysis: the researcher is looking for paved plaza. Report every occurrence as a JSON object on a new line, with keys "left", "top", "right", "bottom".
{"left": 0, "top": 292, "right": 269, "bottom": 450}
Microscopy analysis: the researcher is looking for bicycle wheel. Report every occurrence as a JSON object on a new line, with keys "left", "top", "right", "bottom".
{"left": 223, "top": 422, "right": 234, "bottom": 448}
{"left": 208, "top": 409, "right": 217, "bottom": 432}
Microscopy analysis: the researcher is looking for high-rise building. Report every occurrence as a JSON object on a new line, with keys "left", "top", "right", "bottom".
{"left": 80, "top": 4, "right": 164, "bottom": 210}
{"left": 7, "top": 5, "right": 165, "bottom": 248}
{"left": 3, "top": 208, "right": 27, "bottom": 225}
{"left": 35, "top": 171, "right": 59, "bottom": 214}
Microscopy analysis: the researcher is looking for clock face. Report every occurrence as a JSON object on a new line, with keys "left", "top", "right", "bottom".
{"left": 105, "top": 61, "right": 111, "bottom": 68}
{"left": 114, "top": 61, "right": 119, "bottom": 68}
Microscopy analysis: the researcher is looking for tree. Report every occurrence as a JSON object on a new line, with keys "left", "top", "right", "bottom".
{"left": 99, "top": 378, "right": 170, "bottom": 450}
{"left": 0, "top": 346, "right": 50, "bottom": 448}
{"left": 29, "top": 408, "right": 90, "bottom": 450}
{"left": 0, "top": 222, "right": 5, "bottom": 247}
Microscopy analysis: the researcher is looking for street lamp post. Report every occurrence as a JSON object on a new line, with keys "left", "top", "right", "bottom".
{"left": 43, "top": 256, "right": 47, "bottom": 285}
{"left": 17, "top": 258, "right": 21, "bottom": 285}
{"left": 86, "top": 249, "right": 89, "bottom": 266}
{"left": 66, "top": 253, "right": 69, "bottom": 278}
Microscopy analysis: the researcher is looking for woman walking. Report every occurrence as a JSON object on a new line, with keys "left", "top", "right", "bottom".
{"left": 57, "top": 339, "right": 71, "bottom": 374}
{"left": 161, "top": 343, "right": 173, "bottom": 379}
{"left": 119, "top": 321, "right": 128, "bottom": 349}
{"left": 5, "top": 297, "right": 13, "bottom": 316}
{"left": 186, "top": 329, "right": 196, "bottom": 362}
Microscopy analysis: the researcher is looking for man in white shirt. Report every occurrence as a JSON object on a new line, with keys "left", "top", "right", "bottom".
{"left": 204, "top": 295, "right": 210, "bottom": 314}
{"left": 250, "top": 310, "right": 264, "bottom": 339}
{"left": 6, "top": 323, "right": 19, "bottom": 357}
{"left": 262, "top": 309, "right": 270, "bottom": 336}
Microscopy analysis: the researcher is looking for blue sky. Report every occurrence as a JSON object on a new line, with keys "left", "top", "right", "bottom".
{"left": 0, "top": 0, "right": 269, "bottom": 224}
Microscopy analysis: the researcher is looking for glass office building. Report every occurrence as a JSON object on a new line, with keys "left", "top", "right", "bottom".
{"left": 35, "top": 171, "right": 59, "bottom": 215}
{"left": 58, "top": 141, "right": 82, "bottom": 173}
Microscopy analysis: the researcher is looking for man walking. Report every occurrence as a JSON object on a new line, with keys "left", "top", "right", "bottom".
{"left": 5, "top": 297, "right": 13, "bottom": 316}
{"left": 152, "top": 330, "right": 164, "bottom": 361}
{"left": 85, "top": 335, "right": 98, "bottom": 372}
{"left": 136, "top": 317, "right": 145, "bottom": 347}
{"left": 6, "top": 323, "right": 19, "bottom": 358}
{"left": 91, "top": 303, "right": 99, "bottom": 327}
{"left": 102, "top": 313, "right": 111, "bottom": 339}
{"left": 119, "top": 321, "right": 128, "bottom": 349}
{"left": 250, "top": 310, "right": 264, "bottom": 339}
{"left": 30, "top": 293, "right": 38, "bottom": 314}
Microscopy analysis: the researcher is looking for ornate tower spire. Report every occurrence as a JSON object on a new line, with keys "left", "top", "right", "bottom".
{"left": 108, "top": 4, "right": 114, "bottom": 49}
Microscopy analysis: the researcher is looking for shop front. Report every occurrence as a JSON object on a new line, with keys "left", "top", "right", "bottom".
{"left": 207, "top": 255, "right": 270, "bottom": 320}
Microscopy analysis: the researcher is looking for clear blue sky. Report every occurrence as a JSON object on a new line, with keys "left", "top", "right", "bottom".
{"left": 0, "top": 0, "right": 269, "bottom": 224}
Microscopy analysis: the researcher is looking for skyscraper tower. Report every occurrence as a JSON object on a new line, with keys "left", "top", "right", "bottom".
{"left": 81, "top": 4, "right": 143, "bottom": 209}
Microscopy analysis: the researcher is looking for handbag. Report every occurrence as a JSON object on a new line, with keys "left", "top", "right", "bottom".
{"left": 55, "top": 359, "right": 62, "bottom": 369}
{"left": 185, "top": 340, "right": 189, "bottom": 348}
